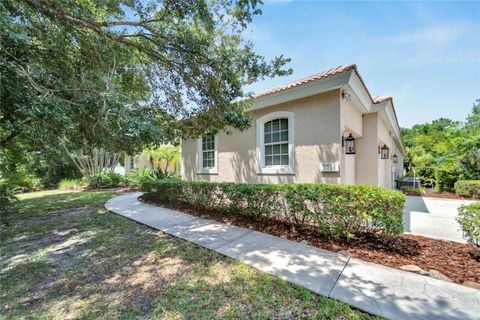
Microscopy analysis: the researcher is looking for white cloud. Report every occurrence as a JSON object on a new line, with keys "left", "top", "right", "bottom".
{"left": 376, "top": 22, "right": 479, "bottom": 66}
{"left": 389, "top": 23, "right": 469, "bottom": 47}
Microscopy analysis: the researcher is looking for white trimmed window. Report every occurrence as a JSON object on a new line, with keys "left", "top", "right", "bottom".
{"left": 197, "top": 133, "right": 218, "bottom": 174}
{"left": 256, "top": 111, "right": 294, "bottom": 174}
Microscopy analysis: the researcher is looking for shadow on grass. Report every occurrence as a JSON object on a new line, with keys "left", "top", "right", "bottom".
{"left": 1, "top": 192, "right": 372, "bottom": 319}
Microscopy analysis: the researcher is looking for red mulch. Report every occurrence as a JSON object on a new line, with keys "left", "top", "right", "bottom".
{"left": 145, "top": 199, "right": 480, "bottom": 285}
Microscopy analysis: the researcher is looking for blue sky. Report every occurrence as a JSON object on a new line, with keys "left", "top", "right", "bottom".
{"left": 243, "top": 0, "right": 480, "bottom": 128}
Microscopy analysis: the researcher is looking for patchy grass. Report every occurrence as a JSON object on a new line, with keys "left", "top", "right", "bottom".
{"left": 1, "top": 190, "right": 376, "bottom": 319}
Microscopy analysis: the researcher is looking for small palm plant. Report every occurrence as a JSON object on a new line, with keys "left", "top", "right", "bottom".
{"left": 141, "top": 145, "right": 180, "bottom": 172}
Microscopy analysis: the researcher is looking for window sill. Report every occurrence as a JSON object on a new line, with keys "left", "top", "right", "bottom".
{"left": 257, "top": 166, "right": 294, "bottom": 175}
{"left": 197, "top": 169, "right": 218, "bottom": 175}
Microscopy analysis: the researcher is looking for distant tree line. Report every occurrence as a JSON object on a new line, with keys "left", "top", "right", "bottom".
{"left": 401, "top": 100, "right": 480, "bottom": 190}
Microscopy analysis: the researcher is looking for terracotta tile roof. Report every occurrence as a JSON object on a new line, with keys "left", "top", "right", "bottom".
{"left": 253, "top": 64, "right": 357, "bottom": 99}
{"left": 250, "top": 64, "right": 404, "bottom": 150}
{"left": 252, "top": 64, "right": 394, "bottom": 107}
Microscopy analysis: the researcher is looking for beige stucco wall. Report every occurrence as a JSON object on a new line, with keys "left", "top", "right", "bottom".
{"left": 182, "top": 90, "right": 342, "bottom": 183}
{"left": 181, "top": 89, "right": 404, "bottom": 189}
{"left": 339, "top": 95, "right": 365, "bottom": 184}
{"left": 355, "top": 112, "right": 403, "bottom": 189}
{"left": 355, "top": 113, "right": 379, "bottom": 186}
{"left": 377, "top": 115, "right": 393, "bottom": 189}
{"left": 340, "top": 97, "right": 364, "bottom": 137}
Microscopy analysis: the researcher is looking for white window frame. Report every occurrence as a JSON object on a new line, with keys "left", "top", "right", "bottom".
{"left": 197, "top": 133, "right": 218, "bottom": 174}
{"left": 256, "top": 111, "right": 295, "bottom": 175}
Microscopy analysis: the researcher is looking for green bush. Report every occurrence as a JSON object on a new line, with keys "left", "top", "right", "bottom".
{"left": 0, "top": 178, "right": 21, "bottom": 223}
{"left": 457, "top": 202, "right": 480, "bottom": 246}
{"left": 125, "top": 169, "right": 153, "bottom": 188}
{"left": 411, "top": 167, "right": 436, "bottom": 188}
{"left": 0, "top": 180, "right": 20, "bottom": 207}
{"left": 141, "top": 180, "right": 405, "bottom": 239}
{"left": 125, "top": 168, "right": 178, "bottom": 188}
{"left": 86, "top": 172, "right": 125, "bottom": 189}
{"left": 5, "top": 170, "right": 43, "bottom": 192}
{"left": 58, "top": 179, "right": 86, "bottom": 190}
{"left": 149, "top": 168, "right": 177, "bottom": 180}
{"left": 436, "top": 168, "right": 462, "bottom": 192}
{"left": 454, "top": 180, "right": 480, "bottom": 199}
{"left": 402, "top": 186, "right": 425, "bottom": 196}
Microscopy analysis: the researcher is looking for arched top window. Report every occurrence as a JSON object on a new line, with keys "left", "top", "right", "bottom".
{"left": 256, "top": 111, "right": 295, "bottom": 175}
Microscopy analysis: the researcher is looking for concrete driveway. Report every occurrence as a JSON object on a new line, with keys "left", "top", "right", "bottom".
{"left": 403, "top": 196, "right": 477, "bottom": 243}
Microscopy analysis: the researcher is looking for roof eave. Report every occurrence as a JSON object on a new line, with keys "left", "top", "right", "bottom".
{"left": 250, "top": 71, "right": 352, "bottom": 111}
{"left": 372, "top": 100, "right": 406, "bottom": 154}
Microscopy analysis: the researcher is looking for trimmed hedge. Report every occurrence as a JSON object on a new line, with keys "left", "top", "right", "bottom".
{"left": 454, "top": 180, "right": 480, "bottom": 199}
{"left": 457, "top": 202, "right": 480, "bottom": 246}
{"left": 141, "top": 180, "right": 405, "bottom": 238}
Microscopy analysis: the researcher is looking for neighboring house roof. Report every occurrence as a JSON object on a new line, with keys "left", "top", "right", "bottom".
{"left": 250, "top": 64, "right": 405, "bottom": 154}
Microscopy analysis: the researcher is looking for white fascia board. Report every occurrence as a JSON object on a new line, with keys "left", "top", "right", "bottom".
{"left": 250, "top": 72, "right": 351, "bottom": 111}
{"left": 377, "top": 101, "right": 405, "bottom": 155}
{"left": 370, "top": 102, "right": 386, "bottom": 112}
{"left": 368, "top": 100, "right": 405, "bottom": 155}
{"left": 347, "top": 72, "right": 373, "bottom": 112}
{"left": 384, "top": 102, "right": 406, "bottom": 155}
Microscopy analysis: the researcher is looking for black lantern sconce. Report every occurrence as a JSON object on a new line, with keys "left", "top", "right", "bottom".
{"left": 392, "top": 154, "right": 398, "bottom": 164}
{"left": 379, "top": 144, "right": 389, "bottom": 159}
{"left": 342, "top": 133, "right": 356, "bottom": 154}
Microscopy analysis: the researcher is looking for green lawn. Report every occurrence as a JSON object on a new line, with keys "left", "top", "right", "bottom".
{"left": 1, "top": 190, "right": 376, "bottom": 319}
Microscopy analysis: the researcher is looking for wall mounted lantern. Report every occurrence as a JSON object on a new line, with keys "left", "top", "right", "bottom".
{"left": 379, "top": 144, "right": 389, "bottom": 159}
{"left": 392, "top": 154, "right": 398, "bottom": 163}
{"left": 342, "top": 133, "right": 356, "bottom": 154}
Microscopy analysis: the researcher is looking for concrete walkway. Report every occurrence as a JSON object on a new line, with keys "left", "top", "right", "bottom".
{"left": 106, "top": 193, "right": 480, "bottom": 320}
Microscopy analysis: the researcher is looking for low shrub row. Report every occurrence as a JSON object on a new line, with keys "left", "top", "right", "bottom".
{"left": 141, "top": 180, "right": 406, "bottom": 239}
{"left": 455, "top": 180, "right": 480, "bottom": 199}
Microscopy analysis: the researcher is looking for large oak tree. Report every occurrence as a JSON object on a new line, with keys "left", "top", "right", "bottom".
{"left": 0, "top": 0, "right": 291, "bottom": 171}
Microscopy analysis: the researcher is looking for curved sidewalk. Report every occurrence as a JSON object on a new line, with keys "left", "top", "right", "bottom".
{"left": 106, "top": 193, "right": 479, "bottom": 320}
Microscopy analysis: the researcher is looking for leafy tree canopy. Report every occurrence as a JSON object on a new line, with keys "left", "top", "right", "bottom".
{"left": 1, "top": 0, "right": 291, "bottom": 170}
{"left": 401, "top": 100, "right": 480, "bottom": 179}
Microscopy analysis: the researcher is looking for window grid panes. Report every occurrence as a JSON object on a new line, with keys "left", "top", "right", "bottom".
{"left": 264, "top": 118, "right": 289, "bottom": 166}
{"left": 202, "top": 134, "right": 215, "bottom": 168}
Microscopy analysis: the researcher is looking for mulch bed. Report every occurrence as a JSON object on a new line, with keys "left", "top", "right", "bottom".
{"left": 405, "top": 189, "right": 477, "bottom": 200}
{"left": 143, "top": 199, "right": 480, "bottom": 285}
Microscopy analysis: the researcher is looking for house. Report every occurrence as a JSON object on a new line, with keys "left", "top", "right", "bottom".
{"left": 181, "top": 64, "right": 405, "bottom": 189}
